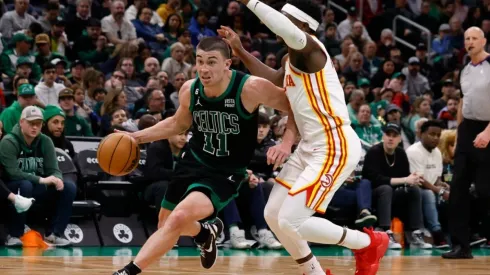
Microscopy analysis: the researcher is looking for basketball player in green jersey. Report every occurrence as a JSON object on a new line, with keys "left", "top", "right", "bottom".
{"left": 113, "top": 37, "right": 294, "bottom": 275}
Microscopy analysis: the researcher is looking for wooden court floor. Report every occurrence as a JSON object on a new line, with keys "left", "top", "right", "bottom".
{"left": 0, "top": 247, "right": 489, "bottom": 274}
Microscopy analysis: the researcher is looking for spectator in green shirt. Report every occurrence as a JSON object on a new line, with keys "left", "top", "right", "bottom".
{"left": 58, "top": 88, "right": 94, "bottom": 137}
{"left": 352, "top": 104, "right": 383, "bottom": 146}
{"left": 0, "top": 84, "right": 38, "bottom": 134}
{"left": 0, "top": 33, "right": 41, "bottom": 81}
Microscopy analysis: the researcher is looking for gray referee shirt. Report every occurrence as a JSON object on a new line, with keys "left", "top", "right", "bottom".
{"left": 460, "top": 56, "right": 490, "bottom": 121}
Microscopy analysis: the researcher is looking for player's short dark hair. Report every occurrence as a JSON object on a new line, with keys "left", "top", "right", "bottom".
{"left": 420, "top": 120, "right": 443, "bottom": 134}
{"left": 258, "top": 112, "right": 271, "bottom": 126}
{"left": 286, "top": 0, "right": 322, "bottom": 32}
{"left": 197, "top": 37, "right": 231, "bottom": 59}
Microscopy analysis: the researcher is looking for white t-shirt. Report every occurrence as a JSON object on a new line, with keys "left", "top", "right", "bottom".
{"left": 406, "top": 142, "right": 443, "bottom": 185}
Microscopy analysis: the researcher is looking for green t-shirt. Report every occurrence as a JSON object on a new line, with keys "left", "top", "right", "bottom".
{"left": 64, "top": 115, "right": 94, "bottom": 137}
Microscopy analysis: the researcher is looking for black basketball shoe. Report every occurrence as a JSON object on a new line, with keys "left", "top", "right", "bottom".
{"left": 196, "top": 218, "right": 224, "bottom": 269}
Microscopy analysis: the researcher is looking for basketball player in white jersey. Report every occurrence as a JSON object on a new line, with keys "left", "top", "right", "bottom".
{"left": 219, "top": 1, "right": 388, "bottom": 274}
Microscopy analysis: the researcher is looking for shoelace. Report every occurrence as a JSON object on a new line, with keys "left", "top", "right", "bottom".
{"left": 197, "top": 244, "right": 206, "bottom": 258}
{"left": 413, "top": 233, "right": 426, "bottom": 244}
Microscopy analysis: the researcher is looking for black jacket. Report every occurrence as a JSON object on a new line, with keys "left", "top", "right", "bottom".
{"left": 144, "top": 139, "right": 186, "bottom": 182}
{"left": 248, "top": 137, "right": 276, "bottom": 179}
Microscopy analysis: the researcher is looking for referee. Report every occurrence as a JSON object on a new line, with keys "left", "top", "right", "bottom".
{"left": 443, "top": 27, "right": 490, "bottom": 259}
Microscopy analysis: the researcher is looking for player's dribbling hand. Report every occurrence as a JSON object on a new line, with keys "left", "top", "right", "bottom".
{"left": 267, "top": 143, "right": 291, "bottom": 171}
{"left": 217, "top": 26, "right": 242, "bottom": 54}
{"left": 473, "top": 129, "right": 490, "bottom": 148}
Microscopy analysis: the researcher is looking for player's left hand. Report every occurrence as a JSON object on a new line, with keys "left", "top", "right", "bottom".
{"left": 473, "top": 129, "right": 490, "bottom": 148}
{"left": 267, "top": 143, "right": 291, "bottom": 171}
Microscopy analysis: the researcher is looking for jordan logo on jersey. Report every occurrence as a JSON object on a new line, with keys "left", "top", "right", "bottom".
{"left": 195, "top": 98, "right": 203, "bottom": 106}
{"left": 285, "top": 75, "right": 295, "bottom": 87}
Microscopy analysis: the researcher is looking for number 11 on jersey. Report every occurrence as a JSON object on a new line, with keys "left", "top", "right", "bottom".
{"left": 203, "top": 132, "right": 229, "bottom": 156}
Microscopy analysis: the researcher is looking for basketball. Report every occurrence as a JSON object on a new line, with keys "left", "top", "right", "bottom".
{"left": 97, "top": 133, "right": 140, "bottom": 176}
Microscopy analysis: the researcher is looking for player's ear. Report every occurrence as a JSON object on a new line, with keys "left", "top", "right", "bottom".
{"left": 225, "top": 58, "right": 232, "bottom": 69}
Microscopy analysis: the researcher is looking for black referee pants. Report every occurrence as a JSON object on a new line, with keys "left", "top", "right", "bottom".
{"left": 449, "top": 119, "right": 490, "bottom": 249}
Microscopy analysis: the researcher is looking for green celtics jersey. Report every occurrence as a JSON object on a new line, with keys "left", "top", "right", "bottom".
{"left": 188, "top": 70, "right": 258, "bottom": 172}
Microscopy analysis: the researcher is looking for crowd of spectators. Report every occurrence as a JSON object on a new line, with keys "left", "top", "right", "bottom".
{"left": 0, "top": 0, "right": 488, "bottom": 251}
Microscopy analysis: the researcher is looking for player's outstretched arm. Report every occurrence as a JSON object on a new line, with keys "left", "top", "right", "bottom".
{"left": 131, "top": 80, "right": 193, "bottom": 144}
{"left": 218, "top": 26, "right": 285, "bottom": 86}
{"left": 239, "top": 0, "right": 314, "bottom": 52}
{"left": 242, "top": 76, "right": 290, "bottom": 113}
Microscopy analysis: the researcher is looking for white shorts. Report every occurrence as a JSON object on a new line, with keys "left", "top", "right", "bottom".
{"left": 275, "top": 126, "right": 361, "bottom": 214}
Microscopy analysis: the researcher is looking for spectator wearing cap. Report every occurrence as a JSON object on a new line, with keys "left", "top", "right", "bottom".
{"left": 188, "top": 8, "right": 216, "bottom": 47}
{"left": 35, "top": 63, "right": 66, "bottom": 107}
{"left": 48, "top": 17, "right": 69, "bottom": 56}
{"left": 161, "top": 42, "right": 192, "bottom": 83}
{"left": 358, "top": 78, "right": 373, "bottom": 102}
{"left": 337, "top": 5, "right": 372, "bottom": 41}
{"left": 432, "top": 24, "right": 453, "bottom": 56}
{"left": 64, "top": 0, "right": 91, "bottom": 42}
{"left": 402, "top": 57, "right": 431, "bottom": 103}
{"left": 0, "top": 105, "right": 76, "bottom": 247}
{"left": 41, "top": 105, "right": 75, "bottom": 158}
{"left": 384, "top": 104, "right": 411, "bottom": 149}
{"left": 34, "top": 34, "right": 65, "bottom": 72}
{"left": 15, "top": 56, "right": 41, "bottom": 84}
{"left": 58, "top": 88, "right": 94, "bottom": 137}
{"left": 73, "top": 18, "right": 110, "bottom": 66}
{"left": 362, "top": 123, "right": 432, "bottom": 249}
{"left": 414, "top": 43, "right": 433, "bottom": 78}
{"left": 0, "top": 33, "right": 35, "bottom": 79}
{"left": 352, "top": 104, "right": 383, "bottom": 146}
{"left": 38, "top": 2, "right": 61, "bottom": 32}
{"left": 101, "top": 0, "right": 137, "bottom": 46}
{"left": 69, "top": 60, "right": 86, "bottom": 86}
{"left": 0, "top": 83, "right": 38, "bottom": 134}
{"left": 0, "top": 0, "right": 38, "bottom": 39}
{"left": 432, "top": 79, "right": 457, "bottom": 115}
{"left": 50, "top": 58, "right": 72, "bottom": 87}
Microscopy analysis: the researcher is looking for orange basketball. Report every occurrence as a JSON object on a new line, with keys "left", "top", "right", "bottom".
{"left": 97, "top": 133, "right": 140, "bottom": 176}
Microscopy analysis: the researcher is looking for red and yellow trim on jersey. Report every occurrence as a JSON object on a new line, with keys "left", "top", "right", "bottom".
{"left": 287, "top": 73, "right": 336, "bottom": 208}
{"left": 275, "top": 177, "right": 292, "bottom": 189}
{"left": 313, "top": 70, "right": 349, "bottom": 214}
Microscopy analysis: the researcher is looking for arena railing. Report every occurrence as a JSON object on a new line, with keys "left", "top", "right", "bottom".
{"left": 393, "top": 15, "right": 432, "bottom": 53}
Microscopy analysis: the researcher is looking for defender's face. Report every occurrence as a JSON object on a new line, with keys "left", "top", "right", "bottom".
{"left": 196, "top": 49, "right": 231, "bottom": 87}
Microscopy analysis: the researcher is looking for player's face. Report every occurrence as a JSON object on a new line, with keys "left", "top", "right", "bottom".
{"left": 196, "top": 49, "right": 231, "bottom": 87}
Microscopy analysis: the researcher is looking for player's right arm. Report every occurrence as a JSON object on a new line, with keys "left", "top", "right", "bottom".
{"left": 218, "top": 26, "right": 285, "bottom": 86}
{"left": 131, "top": 80, "right": 193, "bottom": 144}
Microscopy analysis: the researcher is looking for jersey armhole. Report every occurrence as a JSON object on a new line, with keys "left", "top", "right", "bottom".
{"left": 189, "top": 79, "right": 198, "bottom": 112}
{"left": 235, "top": 74, "right": 255, "bottom": 120}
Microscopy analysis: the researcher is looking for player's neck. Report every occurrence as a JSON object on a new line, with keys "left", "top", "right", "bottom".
{"left": 202, "top": 70, "right": 233, "bottom": 97}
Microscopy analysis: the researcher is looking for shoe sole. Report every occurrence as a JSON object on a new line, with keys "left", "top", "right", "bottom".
{"left": 355, "top": 215, "right": 377, "bottom": 229}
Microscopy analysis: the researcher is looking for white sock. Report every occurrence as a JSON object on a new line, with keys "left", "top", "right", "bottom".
{"left": 296, "top": 217, "right": 371, "bottom": 250}
{"left": 300, "top": 256, "right": 324, "bottom": 275}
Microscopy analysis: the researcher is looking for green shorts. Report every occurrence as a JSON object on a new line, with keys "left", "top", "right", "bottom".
{"left": 161, "top": 150, "right": 246, "bottom": 220}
